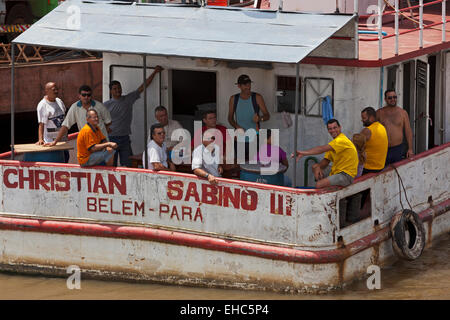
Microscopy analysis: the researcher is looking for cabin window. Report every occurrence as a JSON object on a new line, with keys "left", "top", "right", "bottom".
{"left": 276, "top": 76, "right": 302, "bottom": 113}
{"left": 171, "top": 70, "right": 217, "bottom": 137}
{"left": 304, "top": 77, "right": 334, "bottom": 117}
{"left": 339, "top": 189, "right": 371, "bottom": 228}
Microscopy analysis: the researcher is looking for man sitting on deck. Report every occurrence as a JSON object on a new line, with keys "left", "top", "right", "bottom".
{"left": 77, "top": 109, "right": 117, "bottom": 167}
{"left": 192, "top": 130, "right": 223, "bottom": 185}
{"left": 292, "top": 119, "right": 358, "bottom": 188}
{"left": 143, "top": 123, "right": 176, "bottom": 171}
{"left": 153, "top": 106, "right": 183, "bottom": 154}
{"left": 360, "top": 106, "right": 388, "bottom": 174}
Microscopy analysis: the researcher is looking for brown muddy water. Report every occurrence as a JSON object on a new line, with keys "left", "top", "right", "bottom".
{"left": 0, "top": 235, "right": 449, "bottom": 300}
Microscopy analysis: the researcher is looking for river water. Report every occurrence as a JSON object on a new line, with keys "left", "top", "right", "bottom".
{"left": 0, "top": 235, "right": 449, "bottom": 300}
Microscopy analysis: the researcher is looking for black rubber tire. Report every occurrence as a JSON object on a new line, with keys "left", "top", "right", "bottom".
{"left": 390, "top": 209, "right": 426, "bottom": 260}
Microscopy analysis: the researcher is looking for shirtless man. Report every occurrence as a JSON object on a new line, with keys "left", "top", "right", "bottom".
{"left": 376, "top": 89, "right": 413, "bottom": 165}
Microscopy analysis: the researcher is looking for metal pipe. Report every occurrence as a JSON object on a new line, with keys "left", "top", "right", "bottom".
{"left": 143, "top": 55, "right": 148, "bottom": 169}
{"left": 395, "top": 0, "right": 399, "bottom": 56}
{"left": 443, "top": 0, "right": 446, "bottom": 43}
{"left": 10, "top": 44, "right": 15, "bottom": 160}
{"left": 354, "top": 0, "right": 359, "bottom": 59}
{"left": 292, "top": 63, "right": 300, "bottom": 188}
{"left": 380, "top": 66, "right": 384, "bottom": 109}
{"left": 419, "top": 0, "right": 424, "bottom": 49}
{"left": 304, "top": 156, "right": 318, "bottom": 187}
{"left": 378, "top": 0, "right": 383, "bottom": 60}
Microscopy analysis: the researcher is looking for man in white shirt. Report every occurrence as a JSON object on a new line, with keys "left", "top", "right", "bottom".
{"left": 46, "top": 85, "right": 112, "bottom": 147}
{"left": 192, "top": 130, "right": 223, "bottom": 185}
{"left": 36, "top": 82, "right": 67, "bottom": 145}
{"left": 154, "top": 106, "right": 183, "bottom": 151}
{"left": 143, "top": 123, "right": 176, "bottom": 171}
{"left": 36, "top": 82, "right": 69, "bottom": 162}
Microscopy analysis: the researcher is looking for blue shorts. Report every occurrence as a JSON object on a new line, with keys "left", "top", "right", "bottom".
{"left": 82, "top": 149, "right": 115, "bottom": 167}
{"left": 386, "top": 143, "right": 406, "bottom": 166}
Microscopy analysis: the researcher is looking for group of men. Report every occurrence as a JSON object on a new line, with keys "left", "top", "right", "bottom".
{"left": 37, "top": 69, "right": 413, "bottom": 189}
{"left": 36, "top": 66, "right": 163, "bottom": 167}
{"left": 294, "top": 89, "right": 414, "bottom": 188}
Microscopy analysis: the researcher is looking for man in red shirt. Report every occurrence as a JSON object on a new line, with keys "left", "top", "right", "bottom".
{"left": 191, "top": 110, "right": 229, "bottom": 156}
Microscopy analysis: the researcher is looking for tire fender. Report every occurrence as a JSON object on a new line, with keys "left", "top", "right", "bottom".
{"left": 390, "top": 209, "right": 426, "bottom": 260}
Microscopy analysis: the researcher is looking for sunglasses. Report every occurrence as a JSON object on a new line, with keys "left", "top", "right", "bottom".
{"left": 81, "top": 93, "right": 92, "bottom": 97}
{"left": 387, "top": 96, "right": 397, "bottom": 100}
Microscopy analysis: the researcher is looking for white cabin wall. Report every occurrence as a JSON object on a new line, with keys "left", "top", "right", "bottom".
{"left": 103, "top": 53, "right": 387, "bottom": 186}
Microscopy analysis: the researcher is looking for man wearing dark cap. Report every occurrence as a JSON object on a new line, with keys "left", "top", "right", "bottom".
{"left": 228, "top": 74, "right": 270, "bottom": 161}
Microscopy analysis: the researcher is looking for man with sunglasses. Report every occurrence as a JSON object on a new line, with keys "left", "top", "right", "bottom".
{"left": 46, "top": 85, "right": 112, "bottom": 147}
{"left": 376, "top": 89, "right": 413, "bottom": 165}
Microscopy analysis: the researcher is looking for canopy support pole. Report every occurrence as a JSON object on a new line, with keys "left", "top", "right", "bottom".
{"left": 292, "top": 63, "right": 300, "bottom": 188}
{"left": 10, "top": 44, "right": 15, "bottom": 160}
{"left": 143, "top": 55, "right": 148, "bottom": 169}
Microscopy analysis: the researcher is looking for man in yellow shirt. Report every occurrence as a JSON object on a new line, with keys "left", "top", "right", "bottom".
{"left": 293, "top": 119, "right": 358, "bottom": 188}
{"left": 360, "top": 106, "right": 388, "bottom": 174}
{"left": 77, "top": 109, "right": 118, "bottom": 167}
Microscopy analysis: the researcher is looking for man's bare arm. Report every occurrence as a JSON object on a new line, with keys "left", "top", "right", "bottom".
{"left": 137, "top": 66, "right": 163, "bottom": 93}
{"left": 151, "top": 162, "right": 170, "bottom": 171}
{"left": 403, "top": 110, "right": 414, "bottom": 157}
{"left": 256, "top": 94, "right": 270, "bottom": 122}
{"left": 89, "top": 141, "right": 117, "bottom": 153}
{"left": 44, "top": 125, "right": 69, "bottom": 147}
{"left": 36, "top": 123, "right": 45, "bottom": 145}
{"left": 293, "top": 144, "right": 333, "bottom": 161}
{"left": 361, "top": 127, "right": 372, "bottom": 141}
{"left": 228, "top": 96, "right": 241, "bottom": 129}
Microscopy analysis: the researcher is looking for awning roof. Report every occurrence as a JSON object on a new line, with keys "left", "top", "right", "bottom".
{"left": 13, "top": 0, "right": 355, "bottom": 64}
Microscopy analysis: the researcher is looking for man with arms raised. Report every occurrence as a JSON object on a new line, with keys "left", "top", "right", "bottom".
{"left": 105, "top": 66, "right": 163, "bottom": 167}
{"left": 77, "top": 109, "right": 117, "bottom": 167}
{"left": 143, "top": 123, "right": 176, "bottom": 171}
{"left": 360, "top": 106, "right": 388, "bottom": 174}
{"left": 376, "top": 89, "right": 413, "bottom": 165}
{"left": 293, "top": 119, "right": 358, "bottom": 188}
{"left": 47, "top": 85, "right": 112, "bottom": 147}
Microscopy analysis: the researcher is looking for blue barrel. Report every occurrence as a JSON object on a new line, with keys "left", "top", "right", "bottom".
{"left": 240, "top": 164, "right": 285, "bottom": 186}
{"left": 23, "top": 151, "right": 65, "bottom": 163}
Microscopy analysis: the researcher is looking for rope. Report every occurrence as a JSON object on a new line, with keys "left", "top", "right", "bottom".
{"left": 393, "top": 166, "right": 413, "bottom": 211}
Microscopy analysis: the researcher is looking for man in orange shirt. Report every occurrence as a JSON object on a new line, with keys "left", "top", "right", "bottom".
{"left": 77, "top": 109, "right": 118, "bottom": 167}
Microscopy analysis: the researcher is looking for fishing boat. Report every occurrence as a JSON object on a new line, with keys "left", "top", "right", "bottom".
{"left": 0, "top": 0, "right": 449, "bottom": 293}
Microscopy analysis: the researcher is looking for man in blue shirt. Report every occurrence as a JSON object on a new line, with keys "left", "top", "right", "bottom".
{"left": 227, "top": 74, "right": 270, "bottom": 163}
{"left": 104, "top": 66, "right": 163, "bottom": 166}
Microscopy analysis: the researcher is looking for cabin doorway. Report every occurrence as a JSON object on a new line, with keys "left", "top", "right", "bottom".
{"left": 171, "top": 70, "right": 217, "bottom": 138}
{"left": 109, "top": 65, "right": 161, "bottom": 156}
{"left": 415, "top": 60, "right": 428, "bottom": 154}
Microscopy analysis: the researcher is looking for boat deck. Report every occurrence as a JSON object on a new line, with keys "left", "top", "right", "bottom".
{"left": 258, "top": 1, "right": 449, "bottom": 66}
{"left": 358, "top": 4, "right": 450, "bottom": 63}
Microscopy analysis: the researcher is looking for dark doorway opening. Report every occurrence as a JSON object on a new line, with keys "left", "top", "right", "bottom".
{"left": 171, "top": 70, "right": 216, "bottom": 136}
{"left": 428, "top": 55, "right": 437, "bottom": 149}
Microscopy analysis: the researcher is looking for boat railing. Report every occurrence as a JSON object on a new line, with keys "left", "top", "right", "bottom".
{"left": 358, "top": 0, "right": 448, "bottom": 59}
